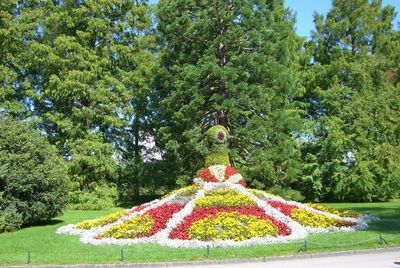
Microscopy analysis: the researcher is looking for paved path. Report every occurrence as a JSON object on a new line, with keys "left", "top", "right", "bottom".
{"left": 153, "top": 250, "right": 400, "bottom": 268}
{"left": 6, "top": 248, "right": 400, "bottom": 268}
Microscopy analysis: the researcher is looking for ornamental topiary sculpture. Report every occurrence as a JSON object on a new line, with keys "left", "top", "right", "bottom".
{"left": 57, "top": 125, "right": 371, "bottom": 248}
{"left": 193, "top": 125, "right": 246, "bottom": 187}
{"left": 204, "top": 125, "right": 230, "bottom": 166}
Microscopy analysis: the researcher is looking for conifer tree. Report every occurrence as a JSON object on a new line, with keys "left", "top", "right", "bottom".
{"left": 1, "top": 0, "right": 156, "bottom": 205}
{"left": 302, "top": 0, "right": 400, "bottom": 201}
{"left": 0, "top": 0, "right": 27, "bottom": 116}
{"left": 154, "top": 0, "right": 304, "bottom": 191}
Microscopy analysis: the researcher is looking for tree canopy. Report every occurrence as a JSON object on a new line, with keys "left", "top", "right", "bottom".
{"left": 155, "top": 0, "right": 304, "bottom": 192}
{"left": 0, "top": 0, "right": 399, "bottom": 205}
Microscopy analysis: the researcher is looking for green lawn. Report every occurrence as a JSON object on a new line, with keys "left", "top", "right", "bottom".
{"left": 0, "top": 202, "right": 399, "bottom": 266}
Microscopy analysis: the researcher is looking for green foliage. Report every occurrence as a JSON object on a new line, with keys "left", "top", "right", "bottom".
{"left": 176, "top": 175, "right": 192, "bottom": 188}
{"left": 1, "top": 0, "right": 400, "bottom": 203}
{"left": 0, "top": 0, "right": 157, "bottom": 205}
{"left": 155, "top": 0, "right": 304, "bottom": 189}
{"left": 206, "top": 125, "right": 229, "bottom": 145}
{"left": 204, "top": 125, "right": 230, "bottom": 166}
{"left": 0, "top": 0, "right": 26, "bottom": 116}
{"left": 118, "top": 160, "right": 177, "bottom": 203}
{"left": 67, "top": 182, "right": 118, "bottom": 211}
{"left": 0, "top": 203, "right": 399, "bottom": 265}
{"left": 0, "top": 117, "right": 68, "bottom": 232}
{"left": 204, "top": 153, "right": 230, "bottom": 167}
{"left": 300, "top": 0, "right": 400, "bottom": 201}
{"left": 0, "top": 205, "right": 23, "bottom": 232}
{"left": 267, "top": 185, "right": 305, "bottom": 202}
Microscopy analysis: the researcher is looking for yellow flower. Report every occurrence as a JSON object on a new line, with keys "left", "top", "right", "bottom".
{"left": 188, "top": 212, "right": 278, "bottom": 241}
{"left": 307, "top": 203, "right": 361, "bottom": 218}
{"left": 98, "top": 214, "right": 154, "bottom": 239}
{"left": 195, "top": 189, "right": 255, "bottom": 207}
{"left": 76, "top": 210, "right": 129, "bottom": 230}
{"left": 162, "top": 185, "right": 201, "bottom": 199}
{"left": 291, "top": 208, "right": 351, "bottom": 228}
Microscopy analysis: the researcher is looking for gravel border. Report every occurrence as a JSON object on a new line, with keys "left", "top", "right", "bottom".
{"left": 4, "top": 246, "right": 400, "bottom": 268}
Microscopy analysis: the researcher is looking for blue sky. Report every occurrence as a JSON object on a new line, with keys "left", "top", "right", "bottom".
{"left": 285, "top": 0, "right": 400, "bottom": 38}
{"left": 149, "top": 0, "right": 400, "bottom": 38}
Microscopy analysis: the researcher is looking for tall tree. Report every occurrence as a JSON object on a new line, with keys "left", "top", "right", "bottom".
{"left": 301, "top": 0, "right": 400, "bottom": 201}
{"left": 154, "top": 0, "right": 304, "bottom": 191}
{"left": 0, "top": 0, "right": 28, "bottom": 116}
{"left": 1, "top": 0, "right": 156, "bottom": 206}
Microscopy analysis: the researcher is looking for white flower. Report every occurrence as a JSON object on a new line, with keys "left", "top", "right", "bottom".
{"left": 209, "top": 165, "right": 226, "bottom": 181}
{"left": 56, "top": 182, "right": 371, "bottom": 248}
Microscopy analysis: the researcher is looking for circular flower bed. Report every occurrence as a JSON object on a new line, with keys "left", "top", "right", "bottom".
{"left": 57, "top": 181, "right": 371, "bottom": 248}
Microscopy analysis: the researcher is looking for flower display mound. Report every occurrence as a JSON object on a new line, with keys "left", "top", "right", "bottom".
{"left": 193, "top": 165, "right": 247, "bottom": 187}
{"left": 57, "top": 180, "right": 371, "bottom": 248}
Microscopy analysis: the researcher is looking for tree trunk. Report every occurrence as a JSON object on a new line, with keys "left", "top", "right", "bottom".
{"left": 217, "top": 41, "right": 228, "bottom": 130}
{"left": 217, "top": 38, "right": 234, "bottom": 166}
{"left": 133, "top": 116, "right": 140, "bottom": 196}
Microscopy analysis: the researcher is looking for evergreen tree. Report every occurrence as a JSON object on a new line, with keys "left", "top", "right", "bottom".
{"left": 155, "top": 0, "right": 304, "bottom": 191}
{"left": 302, "top": 0, "right": 400, "bottom": 201}
{"left": 1, "top": 0, "right": 156, "bottom": 206}
{"left": 0, "top": 117, "right": 68, "bottom": 232}
{"left": 0, "top": 1, "right": 28, "bottom": 116}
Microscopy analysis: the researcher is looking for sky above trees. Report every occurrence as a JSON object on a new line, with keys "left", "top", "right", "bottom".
{"left": 285, "top": 0, "right": 400, "bottom": 38}
{"left": 148, "top": 0, "right": 400, "bottom": 38}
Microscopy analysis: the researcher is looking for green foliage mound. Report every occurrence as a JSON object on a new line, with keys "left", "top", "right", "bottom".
{"left": 267, "top": 185, "right": 305, "bottom": 202}
{"left": 205, "top": 125, "right": 230, "bottom": 167}
{"left": 67, "top": 182, "right": 118, "bottom": 211}
{"left": 0, "top": 117, "right": 68, "bottom": 232}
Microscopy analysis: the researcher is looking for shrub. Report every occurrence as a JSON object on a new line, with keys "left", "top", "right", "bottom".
{"left": 0, "top": 117, "right": 68, "bottom": 232}
{"left": 267, "top": 185, "right": 305, "bottom": 202}
{"left": 67, "top": 182, "right": 118, "bottom": 210}
{"left": 0, "top": 205, "right": 24, "bottom": 232}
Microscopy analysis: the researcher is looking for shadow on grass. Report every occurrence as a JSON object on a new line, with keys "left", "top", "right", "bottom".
{"left": 345, "top": 206, "right": 400, "bottom": 235}
{"left": 25, "top": 219, "right": 64, "bottom": 228}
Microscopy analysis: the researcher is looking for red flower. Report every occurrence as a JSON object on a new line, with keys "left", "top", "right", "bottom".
{"left": 267, "top": 201, "right": 299, "bottom": 216}
{"left": 137, "top": 203, "right": 183, "bottom": 237}
{"left": 132, "top": 203, "right": 152, "bottom": 212}
{"left": 169, "top": 206, "right": 291, "bottom": 240}
{"left": 224, "top": 166, "right": 238, "bottom": 179}
{"left": 217, "top": 131, "right": 225, "bottom": 141}
{"left": 196, "top": 168, "right": 218, "bottom": 182}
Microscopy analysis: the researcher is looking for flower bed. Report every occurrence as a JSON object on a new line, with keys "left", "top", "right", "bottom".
{"left": 97, "top": 203, "right": 184, "bottom": 239}
{"left": 193, "top": 165, "right": 246, "bottom": 187}
{"left": 195, "top": 189, "right": 255, "bottom": 207}
{"left": 98, "top": 214, "right": 153, "bottom": 239}
{"left": 267, "top": 200, "right": 299, "bottom": 216}
{"left": 307, "top": 203, "right": 362, "bottom": 218}
{"left": 291, "top": 208, "right": 354, "bottom": 228}
{"left": 188, "top": 212, "right": 279, "bottom": 241}
{"left": 75, "top": 210, "right": 129, "bottom": 230}
{"left": 267, "top": 200, "right": 355, "bottom": 228}
{"left": 168, "top": 206, "right": 291, "bottom": 240}
{"left": 57, "top": 181, "right": 370, "bottom": 248}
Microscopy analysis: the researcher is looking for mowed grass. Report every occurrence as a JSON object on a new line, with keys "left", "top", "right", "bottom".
{"left": 0, "top": 202, "right": 399, "bottom": 265}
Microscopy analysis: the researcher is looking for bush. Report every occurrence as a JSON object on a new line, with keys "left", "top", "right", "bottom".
{"left": 67, "top": 182, "right": 118, "bottom": 210}
{"left": 267, "top": 185, "right": 305, "bottom": 202}
{"left": 0, "top": 205, "right": 24, "bottom": 232}
{"left": 0, "top": 117, "right": 68, "bottom": 232}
